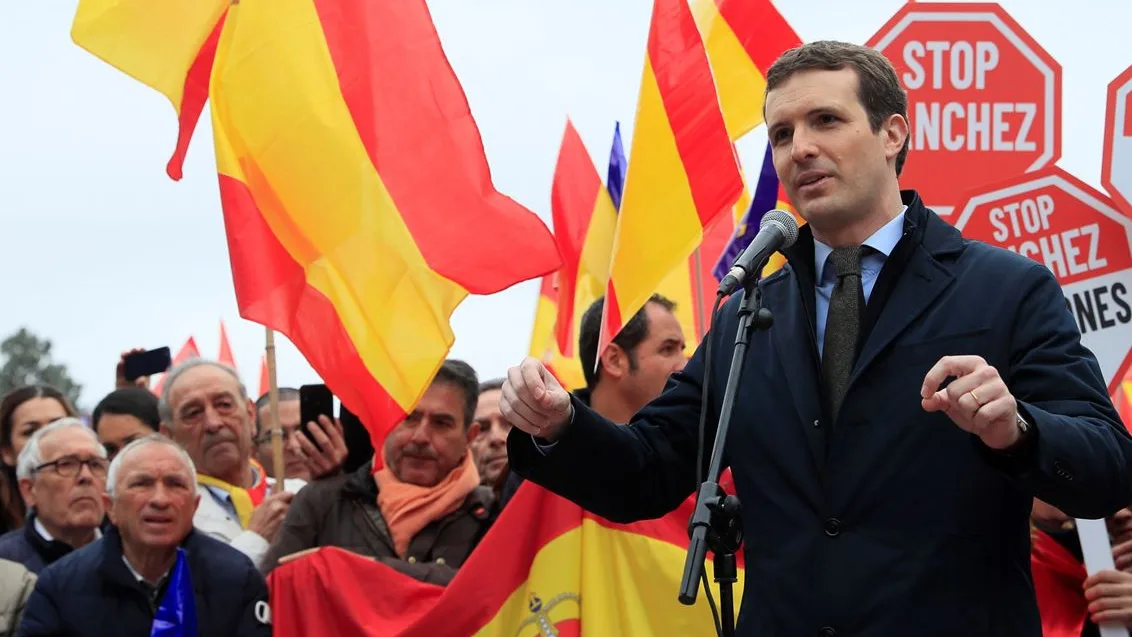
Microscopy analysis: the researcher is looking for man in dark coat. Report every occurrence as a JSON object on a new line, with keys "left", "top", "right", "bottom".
{"left": 499, "top": 41, "right": 1132, "bottom": 636}
{"left": 18, "top": 435, "right": 270, "bottom": 637}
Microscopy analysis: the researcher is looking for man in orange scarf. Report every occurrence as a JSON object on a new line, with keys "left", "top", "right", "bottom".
{"left": 262, "top": 360, "right": 494, "bottom": 585}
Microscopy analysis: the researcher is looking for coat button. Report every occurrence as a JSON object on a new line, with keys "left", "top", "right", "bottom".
{"left": 407, "top": 556, "right": 417, "bottom": 564}
{"left": 435, "top": 557, "right": 446, "bottom": 565}
{"left": 813, "top": 419, "right": 821, "bottom": 428}
{"left": 818, "top": 627, "right": 837, "bottom": 637}
{"left": 823, "top": 518, "right": 841, "bottom": 537}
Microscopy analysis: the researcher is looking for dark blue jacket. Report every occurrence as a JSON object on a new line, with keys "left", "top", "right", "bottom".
{"left": 16, "top": 527, "right": 271, "bottom": 637}
{"left": 0, "top": 516, "right": 76, "bottom": 575}
{"left": 509, "top": 191, "right": 1132, "bottom": 637}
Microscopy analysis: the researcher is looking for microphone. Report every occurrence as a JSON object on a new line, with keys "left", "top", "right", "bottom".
{"left": 717, "top": 210, "right": 799, "bottom": 296}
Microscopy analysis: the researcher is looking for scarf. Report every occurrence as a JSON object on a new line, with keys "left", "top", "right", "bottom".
{"left": 197, "top": 458, "right": 269, "bottom": 529}
{"left": 1031, "top": 527, "right": 1089, "bottom": 637}
{"left": 373, "top": 450, "right": 480, "bottom": 557}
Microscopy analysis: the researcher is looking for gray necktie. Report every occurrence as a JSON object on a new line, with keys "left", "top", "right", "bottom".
{"left": 822, "top": 246, "right": 864, "bottom": 423}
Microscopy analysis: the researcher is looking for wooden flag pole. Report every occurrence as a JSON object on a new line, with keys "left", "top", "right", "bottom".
{"left": 691, "top": 246, "right": 709, "bottom": 342}
{"left": 265, "top": 327, "right": 286, "bottom": 494}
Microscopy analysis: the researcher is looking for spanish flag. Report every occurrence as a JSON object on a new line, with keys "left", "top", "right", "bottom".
{"left": 691, "top": 0, "right": 803, "bottom": 139}
{"left": 597, "top": 0, "right": 745, "bottom": 360}
{"left": 267, "top": 482, "right": 742, "bottom": 636}
{"left": 71, "top": 0, "right": 561, "bottom": 455}
{"left": 551, "top": 120, "right": 618, "bottom": 358}
{"left": 529, "top": 274, "right": 587, "bottom": 392}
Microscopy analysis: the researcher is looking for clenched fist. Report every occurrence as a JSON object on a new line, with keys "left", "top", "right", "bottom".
{"left": 500, "top": 358, "right": 573, "bottom": 442}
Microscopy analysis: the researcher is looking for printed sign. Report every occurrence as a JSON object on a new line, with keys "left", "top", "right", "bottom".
{"left": 954, "top": 166, "right": 1132, "bottom": 389}
{"left": 867, "top": 3, "right": 1061, "bottom": 215}
{"left": 1102, "top": 64, "right": 1132, "bottom": 218}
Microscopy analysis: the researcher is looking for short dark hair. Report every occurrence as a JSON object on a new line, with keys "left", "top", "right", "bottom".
{"left": 432, "top": 360, "right": 479, "bottom": 428}
{"left": 478, "top": 378, "right": 504, "bottom": 395}
{"left": 254, "top": 387, "right": 300, "bottom": 436}
{"left": 766, "top": 40, "right": 910, "bottom": 176}
{"left": 91, "top": 387, "right": 160, "bottom": 434}
{"left": 579, "top": 294, "right": 677, "bottom": 389}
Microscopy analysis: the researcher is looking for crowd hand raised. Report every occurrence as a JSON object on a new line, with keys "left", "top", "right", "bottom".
{"left": 115, "top": 348, "right": 151, "bottom": 390}
{"left": 920, "top": 355, "right": 1021, "bottom": 450}
{"left": 1109, "top": 509, "right": 1132, "bottom": 571}
{"left": 1085, "top": 569, "right": 1132, "bottom": 626}
{"left": 299, "top": 415, "right": 348, "bottom": 480}
{"left": 247, "top": 491, "right": 294, "bottom": 543}
{"left": 500, "top": 357, "right": 572, "bottom": 442}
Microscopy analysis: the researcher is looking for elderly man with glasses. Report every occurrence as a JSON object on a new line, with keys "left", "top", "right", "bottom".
{"left": 0, "top": 418, "right": 107, "bottom": 573}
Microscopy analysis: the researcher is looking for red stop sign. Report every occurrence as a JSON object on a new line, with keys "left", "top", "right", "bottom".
{"left": 867, "top": 3, "right": 1062, "bottom": 215}
{"left": 954, "top": 166, "right": 1132, "bottom": 388}
{"left": 1102, "top": 64, "right": 1132, "bottom": 218}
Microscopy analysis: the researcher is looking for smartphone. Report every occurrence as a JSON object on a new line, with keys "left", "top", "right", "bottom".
{"left": 299, "top": 384, "right": 335, "bottom": 452}
{"left": 123, "top": 347, "right": 172, "bottom": 382}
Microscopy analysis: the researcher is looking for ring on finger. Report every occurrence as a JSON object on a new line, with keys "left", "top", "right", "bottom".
{"left": 970, "top": 389, "right": 983, "bottom": 407}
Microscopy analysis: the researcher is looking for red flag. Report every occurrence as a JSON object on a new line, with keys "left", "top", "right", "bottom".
{"left": 257, "top": 355, "right": 270, "bottom": 399}
{"left": 152, "top": 337, "right": 200, "bottom": 396}
{"left": 1030, "top": 528, "right": 1088, "bottom": 637}
{"left": 218, "top": 321, "right": 237, "bottom": 370}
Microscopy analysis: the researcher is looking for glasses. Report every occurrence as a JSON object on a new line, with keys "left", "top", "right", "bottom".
{"left": 33, "top": 456, "right": 109, "bottom": 479}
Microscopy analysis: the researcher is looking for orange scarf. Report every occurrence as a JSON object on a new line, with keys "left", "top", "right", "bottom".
{"left": 374, "top": 450, "right": 480, "bottom": 557}
{"left": 196, "top": 458, "right": 269, "bottom": 529}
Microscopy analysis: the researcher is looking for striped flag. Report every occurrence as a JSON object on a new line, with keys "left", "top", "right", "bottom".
{"left": 691, "top": 0, "right": 803, "bottom": 139}
{"left": 71, "top": 0, "right": 228, "bottom": 180}
{"left": 71, "top": 0, "right": 561, "bottom": 458}
{"left": 529, "top": 273, "right": 587, "bottom": 392}
{"left": 267, "top": 482, "right": 741, "bottom": 636}
{"left": 597, "top": 0, "right": 745, "bottom": 360}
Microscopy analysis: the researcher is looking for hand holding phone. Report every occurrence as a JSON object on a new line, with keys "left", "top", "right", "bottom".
{"left": 120, "top": 347, "right": 173, "bottom": 385}
{"left": 299, "top": 384, "right": 335, "bottom": 453}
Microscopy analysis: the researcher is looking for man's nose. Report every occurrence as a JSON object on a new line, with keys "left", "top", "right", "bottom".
{"left": 202, "top": 405, "right": 225, "bottom": 432}
{"left": 790, "top": 127, "right": 819, "bottom": 163}
{"left": 488, "top": 422, "right": 508, "bottom": 446}
{"left": 285, "top": 430, "right": 303, "bottom": 455}
{"left": 409, "top": 421, "right": 431, "bottom": 443}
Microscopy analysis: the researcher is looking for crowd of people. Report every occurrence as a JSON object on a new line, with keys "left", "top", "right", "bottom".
{"left": 4, "top": 39, "right": 1132, "bottom": 637}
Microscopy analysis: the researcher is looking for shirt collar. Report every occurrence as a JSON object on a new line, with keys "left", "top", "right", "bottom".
{"left": 814, "top": 206, "right": 907, "bottom": 281}
{"left": 33, "top": 516, "right": 102, "bottom": 543}
{"left": 120, "top": 555, "right": 171, "bottom": 587}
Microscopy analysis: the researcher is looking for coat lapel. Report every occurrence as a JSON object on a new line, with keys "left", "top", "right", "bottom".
{"left": 851, "top": 201, "right": 964, "bottom": 387}
{"left": 766, "top": 267, "right": 826, "bottom": 473}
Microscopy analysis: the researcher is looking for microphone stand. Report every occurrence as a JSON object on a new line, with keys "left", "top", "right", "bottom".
{"left": 678, "top": 271, "right": 774, "bottom": 637}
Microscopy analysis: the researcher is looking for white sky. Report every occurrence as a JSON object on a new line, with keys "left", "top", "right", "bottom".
{"left": 1, "top": 0, "right": 1128, "bottom": 410}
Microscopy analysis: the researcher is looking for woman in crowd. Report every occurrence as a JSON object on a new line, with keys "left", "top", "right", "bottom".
{"left": 0, "top": 387, "right": 75, "bottom": 533}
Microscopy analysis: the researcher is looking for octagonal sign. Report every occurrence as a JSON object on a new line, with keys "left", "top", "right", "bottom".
{"left": 955, "top": 166, "right": 1132, "bottom": 389}
{"left": 1102, "top": 64, "right": 1132, "bottom": 218}
{"left": 867, "top": 3, "right": 1062, "bottom": 216}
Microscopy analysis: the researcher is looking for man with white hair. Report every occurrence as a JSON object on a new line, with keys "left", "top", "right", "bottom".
{"left": 17, "top": 434, "right": 271, "bottom": 636}
{"left": 0, "top": 419, "right": 106, "bottom": 573}
{"left": 156, "top": 359, "right": 344, "bottom": 568}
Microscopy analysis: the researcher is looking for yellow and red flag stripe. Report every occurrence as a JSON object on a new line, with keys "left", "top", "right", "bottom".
{"left": 597, "top": 0, "right": 745, "bottom": 361}
{"left": 529, "top": 274, "right": 587, "bottom": 392}
{"left": 692, "top": 0, "right": 802, "bottom": 139}
{"left": 72, "top": 0, "right": 560, "bottom": 455}
{"left": 268, "top": 481, "right": 742, "bottom": 636}
{"left": 551, "top": 121, "right": 618, "bottom": 357}
{"left": 71, "top": 0, "right": 228, "bottom": 180}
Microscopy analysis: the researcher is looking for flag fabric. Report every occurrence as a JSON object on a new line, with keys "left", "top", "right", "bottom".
{"left": 217, "top": 321, "right": 237, "bottom": 370}
{"left": 529, "top": 274, "right": 587, "bottom": 392}
{"left": 72, "top": 0, "right": 561, "bottom": 461}
{"left": 152, "top": 337, "right": 201, "bottom": 397}
{"left": 597, "top": 0, "right": 745, "bottom": 360}
{"left": 71, "top": 0, "right": 229, "bottom": 180}
{"left": 607, "top": 123, "right": 628, "bottom": 211}
{"left": 267, "top": 481, "right": 741, "bottom": 636}
{"left": 257, "top": 355, "right": 270, "bottom": 399}
{"left": 150, "top": 548, "right": 197, "bottom": 637}
{"left": 691, "top": 0, "right": 802, "bottom": 139}
{"left": 1030, "top": 528, "right": 1088, "bottom": 637}
{"left": 551, "top": 121, "right": 618, "bottom": 356}
{"left": 712, "top": 142, "right": 799, "bottom": 281}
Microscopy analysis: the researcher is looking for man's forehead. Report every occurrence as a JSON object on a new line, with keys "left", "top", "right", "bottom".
{"left": 765, "top": 68, "right": 859, "bottom": 124}
{"left": 171, "top": 366, "right": 242, "bottom": 404}
{"left": 120, "top": 446, "right": 191, "bottom": 477}
{"left": 40, "top": 428, "right": 100, "bottom": 457}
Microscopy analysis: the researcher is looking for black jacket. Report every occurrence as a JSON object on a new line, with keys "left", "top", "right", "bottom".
{"left": 17, "top": 527, "right": 270, "bottom": 637}
{"left": 509, "top": 191, "right": 1132, "bottom": 636}
{"left": 0, "top": 515, "right": 77, "bottom": 575}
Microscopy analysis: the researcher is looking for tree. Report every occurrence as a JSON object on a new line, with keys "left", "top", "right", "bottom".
{"left": 0, "top": 328, "right": 82, "bottom": 407}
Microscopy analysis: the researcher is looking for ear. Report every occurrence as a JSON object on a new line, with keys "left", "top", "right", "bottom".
{"left": 600, "top": 343, "right": 631, "bottom": 381}
{"left": 882, "top": 112, "right": 909, "bottom": 164}
{"left": 159, "top": 422, "right": 172, "bottom": 438}
{"left": 101, "top": 493, "right": 114, "bottom": 524}
{"left": 18, "top": 479, "right": 34, "bottom": 509}
{"left": 191, "top": 493, "right": 201, "bottom": 515}
{"left": 465, "top": 421, "right": 482, "bottom": 445}
{"left": 0, "top": 447, "right": 15, "bottom": 467}
{"left": 245, "top": 399, "right": 258, "bottom": 436}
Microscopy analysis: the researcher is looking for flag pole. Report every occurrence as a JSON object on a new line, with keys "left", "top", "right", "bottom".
{"left": 265, "top": 327, "right": 286, "bottom": 494}
{"left": 691, "top": 246, "right": 708, "bottom": 342}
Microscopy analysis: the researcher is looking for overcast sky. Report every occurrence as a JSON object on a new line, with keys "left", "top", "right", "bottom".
{"left": 1, "top": 0, "right": 1128, "bottom": 410}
